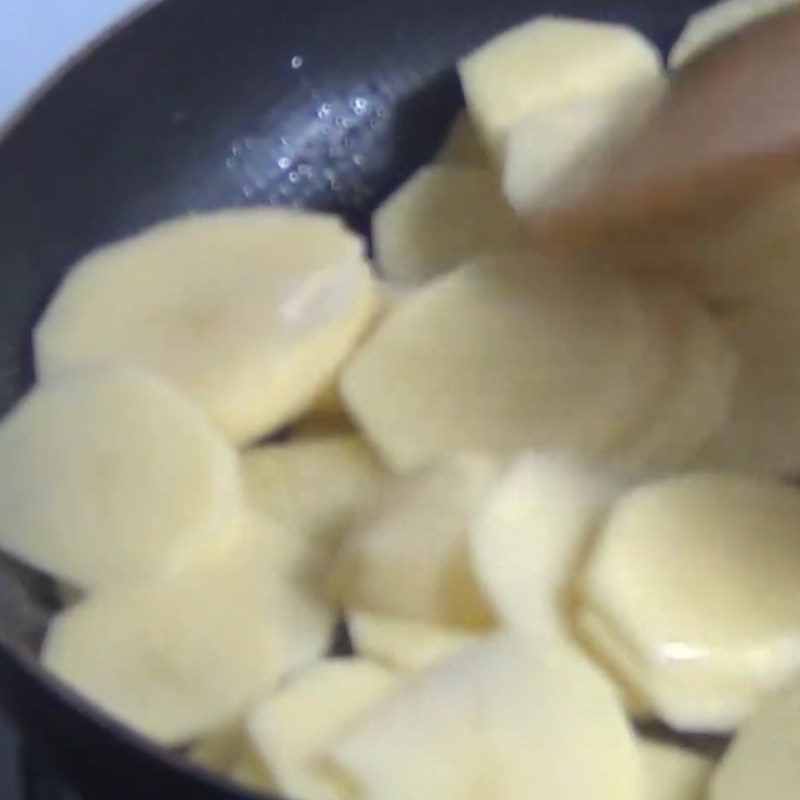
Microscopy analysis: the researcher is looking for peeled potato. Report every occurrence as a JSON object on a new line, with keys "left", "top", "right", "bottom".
{"left": 615, "top": 286, "right": 737, "bottom": 474}
{"left": 247, "top": 658, "right": 399, "bottom": 800}
{"left": 329, "top": 635, "right": 641, "bottom": 800}
{"left": 701, "top": 301, "right": 800, "bottom": 475}
{"left": 711, "top": 682, "right": 800, "bottom": 800}
{"left": 436, "top": 112, "right": 490, "bottom": 167}
{"left": 372, "top": 165, "right": 520, "bottom": 287}
{"left": 342, "top": 253, "right": 661, "bottom": 472}
{"left": 581, "top": 473, "right": 800, "bottom": 731}
{"left": 469, "top": 452, "right": 619, "bottom": 641}
{"left": 42, "top": 517, "right": 335, "bottom": 744}
{"left": 669, "top": 0, "right": 800, "bottom": 68}
{"left": 458, "top": 16, "right": 662, "bottom": 154}
{"left": 640, "top": 741, "right": 714, "bottom": 800}
{"left": 329, "top": 454, "right": 498, "bottom": 627}
{"left": 242, "top": 434, "right": 386, "bottom": 579}
{"left": 34, "top": 209, "right": 379, "bottom": 444}
{"left": 0, "top": 368, "right": 240, "bottom": 589}
{"left": 502, "top": 81, "right": 663, "bottom": 216}
{"left": 347, "top": 611, "right": 477, "bottom": 673}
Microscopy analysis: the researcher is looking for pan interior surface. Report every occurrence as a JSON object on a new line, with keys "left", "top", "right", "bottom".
{"left": 0, "top": 0, "right": 707, "bottom": 796}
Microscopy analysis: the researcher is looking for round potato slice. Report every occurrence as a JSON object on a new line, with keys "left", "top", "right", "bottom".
{"left": 711, "top": 682, "right": 800, "bottom": 800}
{"left": 582, "top": 473, "right": 800, "bottom": 731}
{"left": 329, "top": 454, "right": 499, "bottom": 628}
{"left": 329, "top": 635, "right": 641, "bottom": 800}
{"left": 34, "top": 209, "right": 379, "bottom": 444}
{"left": 247, "top": 658, "right": 399, "bottom": 800}
{"left": 458, "top": 15, "right": 662, "bottom": 154}
{"left": 435, "top": 112, "right": 490, "bottom": 167}
{"left": 640, "top": 741, "right": 714, "bottom": 800}
{"left": 347, "top": 611, "right": 477, "bottom": 673}
{"left": 0, "top": 368, "right": 240, "bottom": 589}
{"left": 372, "top": 165, "right": 520, "bottom": 287}
{"left": 342, "top": 253, "right": 658, "bottom": 472}
{"left": 42, "top": 517, "right": 335, "bottom": 745}
{"left": 469, "top": 452, "right": 620, "bottom": 641}
{"left": 669, "top": 0, "right": 800, "bottom": 68}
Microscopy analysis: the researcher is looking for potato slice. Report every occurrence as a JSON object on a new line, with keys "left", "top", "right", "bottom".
{"left": 701, "top": 301, "right": 800, "bottom": 475}
{"left": 502, "top": 81, "right": 663, "bottom": 217}
{"left": 347, "top": 611, "right": 477, "bottom": 673}
{"left": 615, "top": 287, "right": 737, "bottom": 474}
{"left": 329, "top": 635, "right": 640, "bottom": 800}
{"left": 458, "top": 16, "right": 662, "bottom": 154}
{"left": 640, "top": 741, "right": 714, "bottom": 800}
{"left": 469, "top": 452, "right": 619, "bottom": 641}
{"left": 329, "top": 454, "right": 499, "bottom": 627}
{"left": 247, "top": 658, "right": 399, "bottom": 800}
{"left": 34, "top": 209, "right": 379, "bottom": 444}
{"left": 372, "top": 166, "right": 520, "bottom": 287}
{"left": 436, "top": 112, "right": 490, "bottom": 167}
{"left": 0, "top": 368, "right": 240, "bottom": 589}
{"left": 342, "top": 253, "right": 658, "bottom": 472}
{"left": 243, "top": 434, "right": 386, "bottom": 569}
{"left": 42, "top": 517, "right": 335, "bottom": 744}
{"left": 669, "top": 0, "right": 800, "bottom": 68}
{"left": 711, "top": 682, "right": 800, "bottom": 800}
{"left": 581, "top": 473, "right": 800, "bottom": 731}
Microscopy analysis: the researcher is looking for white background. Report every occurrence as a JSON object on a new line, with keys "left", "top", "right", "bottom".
{"left": 0, "top": 0, "right": 145, "bottom": 123}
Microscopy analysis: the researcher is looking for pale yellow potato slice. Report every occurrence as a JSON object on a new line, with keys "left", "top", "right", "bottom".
{"left": 615, "top": 287, "right": 737, "bottom": 475}
{"left": 436, "top": 112, "right": 490, "bottom": 167}
{"left": 469, "top": 452, "right": 620, "bottom": 641}
{"left": 582, "top": 473, "right": 800, "bottom": 731}
{"left": 458, "top": 16, "right": 662, "bottom": 154}
{"left": 242, "top": 434, "right": 386, "bottom": 585}
{"left": 502, "top": 81, "right": 663, "bottom": 217}
{"left": 711, "top": 682, "right": 800, "bottom": 800}
{"left": 640, "top": 741, "right": 714, "bottom": 800}
{"left": 34, "top": 209, "right": 379, "bottom": 444}
{"left": 247, "top": 658, "right": 399, "bottom": 800}
{"left": 347, "top": 611, "right": 477, "bottom": 673}
{"left": 702, "top": 301, "right": 800, "bottom": 475}
{"left": 669, "top": 0, "right": 800, "bottom": 68}
{"left": 342, "top": 253, "right": 657, "bottom": 472}
{"left": 0, "top": 368, "right": 240, "bottom": 589}
{"left": 42, "top": 517, "right": 335, "bottom": 744}
{"left": 372, "top": 165, "right": 520, "bottom": 287}
{"left": 329, "top": 635, "right": 641, "bottom": 800}
{"left": 329, "top": 454, "right": 499, "bottom": 627}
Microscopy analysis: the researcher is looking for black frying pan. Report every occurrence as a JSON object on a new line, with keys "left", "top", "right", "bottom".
{"left": 0, "top": 1, "right": 710, "bottom": 797}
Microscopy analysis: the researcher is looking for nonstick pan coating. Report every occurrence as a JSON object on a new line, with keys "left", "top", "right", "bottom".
{"left": 0, "top": 0, "right": 707, "bottom": 797}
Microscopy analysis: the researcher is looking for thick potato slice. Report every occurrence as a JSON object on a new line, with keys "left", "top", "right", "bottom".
{"left": 342, "top": 253, "right": 660, "bottom": 472}
{"left": 34, "top": 209, "right": 379, "bottom": 444}
{"left": 458, "top": 16, "right": 662, "bottom": 154}
{"left": 346, "top": 611, "right": 477, "bottom": 673}
{"left": 615, "top": 287, "right": 737, "bottom": 475}
{"left": 0, "top": 368, "right": 240, "bottom": 589}
{"left": 581, "top": 473, "right": 800, "bottom": 731}
{"left": 42, "top": 517, "right": 335, "bottom": 744}
{"left": 247, "top": 658, "right": 399, "bottom": 800}
{"left": 242, "top": 434, "right": 386, "bottom": 586}
{"left": 469, "top": 452, "right": 619, "bottom": 641}
{"left": 702, "top": 301, "right": 800, "bottom": 475}
{"left": 669, "top": 0, "right": 800, "bottom": 68}
{"left": 329, "top": 454, "right": 499, "bottom": 627}
{"left": 436, "top": 112, "right": 490, "bottom": 167}
{"left": 372, "top": 166, "right": 520, "bottom": 287}
{"left": 329, "top": 635, "right": 640, "bottom": 800}
{"left": 711, "top": 682, "right": 800, "bottom": 800}
{"left": 640, "top": 741, "right": 714, "bottom": 800}
{"left": 502, "top": 81, "right": 663, "bottom": 217}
